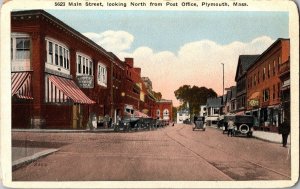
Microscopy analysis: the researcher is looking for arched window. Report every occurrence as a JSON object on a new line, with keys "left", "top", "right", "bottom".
{"left": 163, "top": 109, "right": 169, "bottom": 115}
{"left": 156, "top": 109, "right": 160, "bottom": 117}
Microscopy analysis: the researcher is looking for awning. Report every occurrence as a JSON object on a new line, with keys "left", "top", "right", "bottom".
{"left": 249, "top": 91, "right": 260, "bottom": 100}
{"left": 11, "top": 72, "right": 33, "bottom": 99}
{"left": 281, "top": 79, "right": 290, "bottom": 91}
{"left": 133, "top": 110, "right": 149, "bottom": 118}
{"left": 48, "top": 75, "right": 95, "bottom": 104}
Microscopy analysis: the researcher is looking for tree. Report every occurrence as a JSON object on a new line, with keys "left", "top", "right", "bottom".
{"left": 174, "top": 85, "right": 217, "bottom": 116}
{"left": 153, "top": 91, "right": 162, "bottom": 100}
{"left": 172, "top": 106, "right": 177, "bottom": 122}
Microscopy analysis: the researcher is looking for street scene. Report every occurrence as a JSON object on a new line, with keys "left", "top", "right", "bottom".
{"left": 5, "top": 1, "right": 296, "bottom": 186}
{"left": 12, "top": 124, "right": 290, "bottom": 181}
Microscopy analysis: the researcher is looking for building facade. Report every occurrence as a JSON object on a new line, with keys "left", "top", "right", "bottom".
{"left": 11, "top": 10, "right": 172, "bottom": 129}
{"left": 235, "top": 55, "right": 259, "bottom": 115}
{"left": 155, "top": 99, "right": 173, "bottom": 122}
{"left": 246, "top": 38, "right": 290, "bottom": 132}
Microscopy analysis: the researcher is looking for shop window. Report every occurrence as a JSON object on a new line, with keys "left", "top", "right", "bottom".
{"left": 263, "top": 88, "right": 270, "bottom": 102}
{"left": 76, "top": 53, "right": 93, "bottom": 76}
{"left": 277, "top": 82, "right": 281, "bottom": 99}
{"left": 97, "top": 63, "right": 107, "bottom": 87}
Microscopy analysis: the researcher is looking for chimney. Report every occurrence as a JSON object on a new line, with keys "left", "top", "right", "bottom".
{"left": 125, "top": 58, "right": 134, "bottom": 68}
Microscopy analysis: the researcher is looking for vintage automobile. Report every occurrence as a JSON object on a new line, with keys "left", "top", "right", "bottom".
{"left": 193, "top": 116, "right": 206, "bottom": 131}
{"left": 222, "top": 115, "right": 254, "bottom": 137}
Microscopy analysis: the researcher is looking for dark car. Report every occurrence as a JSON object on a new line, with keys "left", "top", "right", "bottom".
{"left": 222, "top": 115, "right": 254, "bottom": 137}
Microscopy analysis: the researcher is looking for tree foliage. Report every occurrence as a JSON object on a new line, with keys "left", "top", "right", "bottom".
{"left": 153, "top": 91, "right": 162, "bottom": 100}
{"left": 174, "top": 85, "right": 217, "bottom": 115}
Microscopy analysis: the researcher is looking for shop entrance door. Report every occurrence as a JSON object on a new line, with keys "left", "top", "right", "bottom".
{"left": 72, "top": 104, "right": 83, "bottom": 129}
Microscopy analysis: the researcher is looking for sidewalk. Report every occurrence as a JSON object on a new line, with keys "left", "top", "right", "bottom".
{"left": 252, "top": 130, "right": 291, "bottom": 145}
{"left": 12, "top": 147, "right": 59, "bottom": 171}
{"left": 12, "top": 128, "right": 115, "bottom": 133}
{"left": 209, "top": 125, "right": 290, "bottom": 144}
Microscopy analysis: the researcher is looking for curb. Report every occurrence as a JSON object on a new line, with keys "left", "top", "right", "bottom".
{"left": 12, "top": 149, "right": 59, "bottom": 171}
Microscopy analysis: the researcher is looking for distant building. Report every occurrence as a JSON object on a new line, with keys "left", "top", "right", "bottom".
{"left": 199, "top": 105, "right": 207, "bottom": 117}
{"left": 235, "top": 55, "right": 260, "bottom": 115}
{"left": 176, "top": 109, "right": 190, "bottom": 124}
{"left": 155, "top": 99, "right": 173, "bottom": 122}
{"left": 206, "top": 97, "right": 222, "bottom": 125}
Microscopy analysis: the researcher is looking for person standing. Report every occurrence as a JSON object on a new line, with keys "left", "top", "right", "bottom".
{"left": 227, "top": 118, "right": 235, "bottom": 137}
{"left": 279, "top": 117, "right": 290, "bottom": 147}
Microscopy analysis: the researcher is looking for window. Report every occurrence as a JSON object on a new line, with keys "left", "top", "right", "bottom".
{"left": 55, "top": 44, "right": 58, "bottom": 65}
{"left": 156, "top": 109, "right": 160, "bottom": 118}
{"left": 257, "top": 71, "right": 260, "bottom": 83}
{"left": 263, "top": 88, "right": 270, "bottom": 102}
{"left": 76, "top": 53, "right": 93, "bottom": 76}
{"left": 11, "top": 36, "right": 30, "bottom": 60}
{"left": 263, "top": 67, "right": 266, "bottom": 81}
{"left": 254, "top": 74, "right": 256, "bottom": 86}
{"left": 268, "top": 63, "right": 270, "bottom": 78}
{"left": 273, "top": 60, "right": 276, "bottom": 76}
{"left": 48, "top": 42, "right": 53, "bottom": 63}
{"left": 278, "top": 56, "right": 281, "bottom": 71}
{"left": 97, "top": 63, "right": 107, "bottom": 87}
{"left": 45, "top": 39, "right": 70, "bottom": 74}
{"left": 16, "top": 38, "right": 30, "bottom": 60}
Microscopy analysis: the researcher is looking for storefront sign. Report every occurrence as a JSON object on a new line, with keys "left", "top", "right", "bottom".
{"left": 76, "top": 76, "right": 94, "bottom": 88}
{"left": 249, "top": 99, "right": 259, "bottom": 107}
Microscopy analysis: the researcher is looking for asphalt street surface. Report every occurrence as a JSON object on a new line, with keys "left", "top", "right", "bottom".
{"left": 12, "top": 124, "right": 291, "bottom": 181}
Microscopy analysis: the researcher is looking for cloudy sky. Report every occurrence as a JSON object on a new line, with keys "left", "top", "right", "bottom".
{"left": 48, "top": 10, "right": 289, "bottom": 106}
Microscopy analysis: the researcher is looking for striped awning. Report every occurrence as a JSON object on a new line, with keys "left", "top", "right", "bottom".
{"left": 48, "top": 75, "right": 95, "bottom": 104}
{"left": 133, "top": 110, "right": 149, "bottom": 118}
{"left": 11, "top": 72, "right": 33, "bottom": 100}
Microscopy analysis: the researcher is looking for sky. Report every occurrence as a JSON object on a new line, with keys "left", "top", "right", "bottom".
{"left": 47, "top": 9, "right": 289, "bottom": 106}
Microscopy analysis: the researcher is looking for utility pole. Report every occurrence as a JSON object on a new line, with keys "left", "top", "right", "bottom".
{"left": 221, "top": 63, "right": 224, "bottom": 97}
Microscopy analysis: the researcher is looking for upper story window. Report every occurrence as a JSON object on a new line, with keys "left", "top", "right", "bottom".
{"left": 278, "top": 56, "right": 281, "bottom": 71}
{"left": 11, "top": 33, "right": 30, "bottom": 61}
{"left": 97, "top": 62, "right": 107, "bottom": 87}
{"left": 257, "top": 71, "right": 260, "bottom": 84}
{"left": 263, "top": 88, "right": 270, "bottom": 102}
{"left": 46, "top": 38, "right": 70, "bottom": 71}
{"left": 11, "top": 33, "right": 32, "bottom": 72}
{"left": 268, "top": 63, "right": 271, "bottom": 78}
{"left": 76, "top": 53, "right": 93, "bottom": 76}
{"left": 273, "top": 60, "right": 276, "bottom": 76}
{"left": 263, "top": 67, "right": 266, "bottom": 81}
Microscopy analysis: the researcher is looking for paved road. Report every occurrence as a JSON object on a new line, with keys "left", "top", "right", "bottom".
{"left": 12, "top": 124, "right": 291, "bottom": 181}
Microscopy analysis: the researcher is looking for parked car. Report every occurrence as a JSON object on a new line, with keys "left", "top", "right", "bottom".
{"left": 222, "top": 115, "right": 254, "bottom": 137}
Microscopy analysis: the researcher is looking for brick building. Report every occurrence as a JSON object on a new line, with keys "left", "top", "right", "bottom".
{"left": 11, "top": 10, "right": 172, "bottom": 129}
{"left": 154, "top": 100, "right": 173, "bottom": 122}
{"left": 235, "top": 55, "right": 260, "bottom": 115}
{"left": 246, "top": 38, "right": 290, "bottom": 132}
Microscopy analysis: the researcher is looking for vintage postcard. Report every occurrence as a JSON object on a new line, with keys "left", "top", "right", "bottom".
{"left": 0, "top": 0, "right": 299, "bottom": 188}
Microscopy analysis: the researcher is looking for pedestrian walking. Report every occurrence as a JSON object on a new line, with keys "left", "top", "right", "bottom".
{"left": 227, "top": 118, "right": 235, "bottom": 137}
{"left": 278, "top": 117, "right": 290, "bottom": 147}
